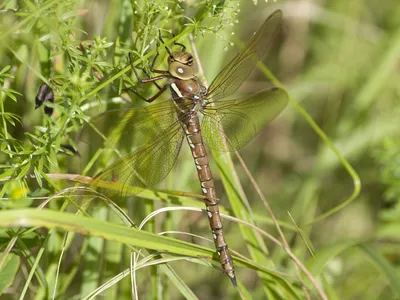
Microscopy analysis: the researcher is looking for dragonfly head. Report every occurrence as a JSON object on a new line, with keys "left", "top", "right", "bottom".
{"left": 168, "top": 51, "right": 194, "bottom": 65}
{"left": 168, "top": 51, "right": 195, "bottom": 80}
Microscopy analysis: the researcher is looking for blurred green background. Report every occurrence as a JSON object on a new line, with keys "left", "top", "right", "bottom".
{"left": 1, "top": 0, "right": 400, "bottom": 299}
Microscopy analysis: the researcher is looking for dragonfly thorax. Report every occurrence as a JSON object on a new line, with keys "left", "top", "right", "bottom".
{"left": 170, "top": 77, "right": 205, "bottom": 100}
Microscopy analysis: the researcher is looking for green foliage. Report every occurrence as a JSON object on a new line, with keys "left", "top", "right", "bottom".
{"left": 375, "top": 137, "right": 400, "bottom": 204}
{"left": 0, "top": 253, "right": 20, "bottom": 294}
{"left": 0, "top": 0, "right": 400, "bottom": 299}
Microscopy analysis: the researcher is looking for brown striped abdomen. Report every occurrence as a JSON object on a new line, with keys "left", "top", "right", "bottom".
{"left": 182, "top": 112, "right": 236, "bottom": 284}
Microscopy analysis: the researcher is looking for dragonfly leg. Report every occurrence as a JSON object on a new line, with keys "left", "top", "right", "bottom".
{"left": 158, "top": 30, "right": 186, "bottom": 52}
{"left": 171, "top": 33, "right": 186, "bottom": 52}
{"left": 149, "top": 44, "right": 168, "bottom": 76}
{"left": 151, "top": 44, "right": 168, "bottom": 75}
{"left": 127, "top": 49, "right": 171, "bottom": 103}
{"left": 125, "top": 82, "right": 169, "bottom": 103}
{"left": 129, "top": 52, "right": 164, "bottom": 89}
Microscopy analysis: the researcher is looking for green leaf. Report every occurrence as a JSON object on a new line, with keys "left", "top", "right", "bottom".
{"left": 16, "top": 162, "right": 31, "bottom": 180}
{"left": 0, "top": 169, "right": 14, "bottom": 180}
{"left": 306, "top": 240, "right": 360, "bottom": 277}
{"left": 358, "top": 245, "right": 400, "bottom": 297}
{"left": 0, "top": 65, "right": 11, "bottom": 75}
{"left": 0, "top": 253, "right": 20, "bottom": 294}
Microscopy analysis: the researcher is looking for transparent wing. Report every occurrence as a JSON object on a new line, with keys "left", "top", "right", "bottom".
{"left": 201, "top": 87, "right": 288, "bottom": 151}
{"left": 206, "top": 10, "right": 282, "bottom": 102}
{"left": 79, "top": 101, "right": 179, "bottom": 152}
{"left": 90, "top": 120, "right": 185, "bottom": 197}
{"left": 79, "top": 100, "right": 196, "bottom": 197}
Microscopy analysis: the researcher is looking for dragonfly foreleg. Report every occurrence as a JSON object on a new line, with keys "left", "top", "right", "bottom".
{"left": 129, "top": 52, "right": 164, "bottom": 90}
{"left": 158, "top": 30, "right": 186, "bottom": 53}
{"left": 126, "top": 82, "right": 169, "bottom": 103}
{"left": 170, "top": 33, "right": 186, "bottom": 52}
{"left": 149, "top": 44, "right": 169, "bottom": 76}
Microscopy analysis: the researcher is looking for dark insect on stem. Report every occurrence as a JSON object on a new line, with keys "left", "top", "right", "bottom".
{"left": 35, "top": 83, "right": 54, "bottom": 116}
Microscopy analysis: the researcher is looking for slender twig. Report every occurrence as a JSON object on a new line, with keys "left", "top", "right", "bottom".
{"left": 235, "top": 150, "right": 326, "bottom": 300}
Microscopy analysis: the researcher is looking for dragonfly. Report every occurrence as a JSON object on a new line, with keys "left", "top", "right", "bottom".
{"left": 82, "top": 10, "right": 288, "bottom": 286}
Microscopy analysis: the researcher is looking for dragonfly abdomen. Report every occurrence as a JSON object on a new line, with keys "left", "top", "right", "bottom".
{"left": 183, "top": 113, "right": 237, "bottom": 285}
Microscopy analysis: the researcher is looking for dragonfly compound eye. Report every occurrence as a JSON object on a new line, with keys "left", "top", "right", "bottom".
{"left": 169, "top": 61, "right": 195, "bottom": 80}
